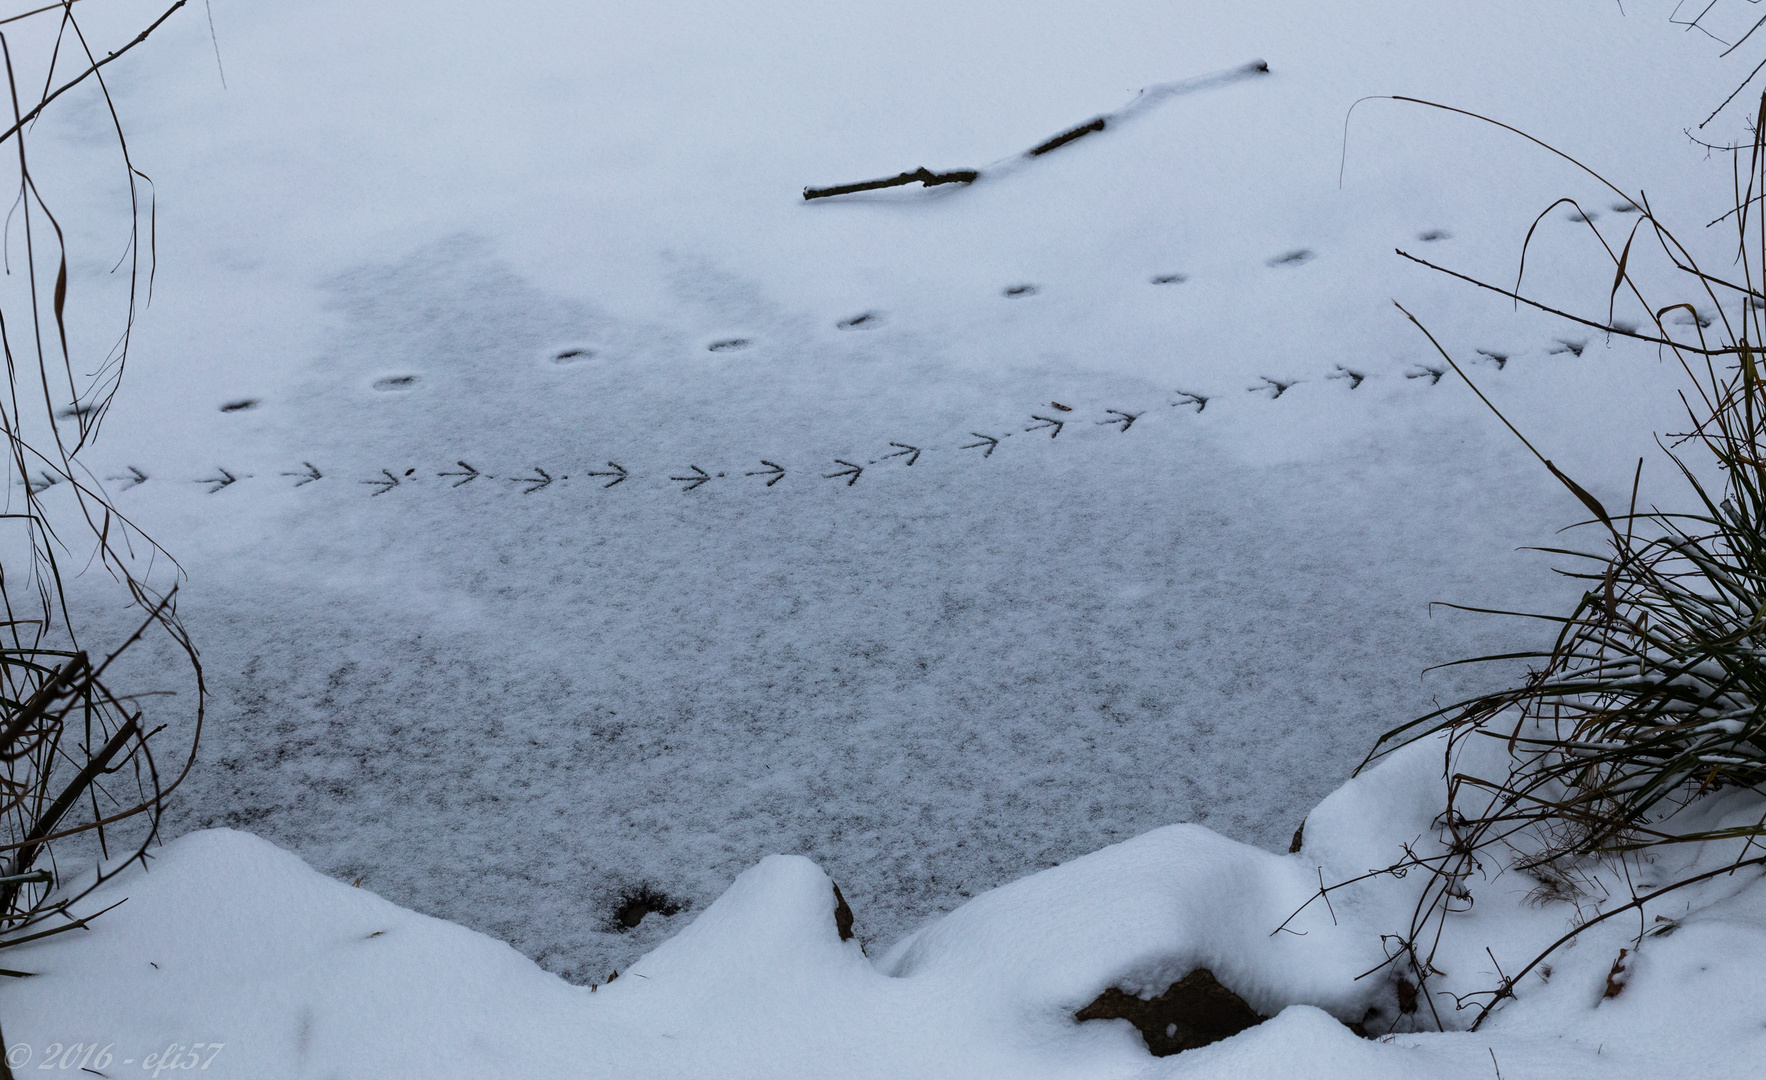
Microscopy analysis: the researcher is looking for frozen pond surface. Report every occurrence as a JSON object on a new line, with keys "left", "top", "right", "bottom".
{"left": 32, "top": 0, "right": 1744, "bottom": 980}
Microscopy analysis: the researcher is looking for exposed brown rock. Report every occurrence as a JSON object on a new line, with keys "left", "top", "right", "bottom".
{"left": 1075, "top": 968, "right": 1267, "bottom": 1056}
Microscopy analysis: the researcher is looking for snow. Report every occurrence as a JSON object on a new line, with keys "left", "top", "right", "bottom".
{"left": 5, "top": 0, "right": 1766, "bottom": 1074}
{"left": 34, "top": 0, "right": 1730, "bottom": 980}
{"left": 6, "top": 734, "right": 1765, "bottom": 1078}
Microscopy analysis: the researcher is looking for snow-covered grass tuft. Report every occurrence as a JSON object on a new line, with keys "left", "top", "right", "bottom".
{"left": 1328, "top": 86, "right": 1766, "bottom": 1031}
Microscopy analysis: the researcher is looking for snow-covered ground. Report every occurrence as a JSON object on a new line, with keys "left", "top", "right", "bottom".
{"left": 5, "top": 0, "right": 1765, "bottom": 1075}
{"left": 10, "top": 733, "right": 1766, "bottom": 1078}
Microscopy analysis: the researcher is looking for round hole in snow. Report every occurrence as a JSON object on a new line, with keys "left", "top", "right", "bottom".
{"left": 1266, "top": 249, "right": 1314, "bottom": 267}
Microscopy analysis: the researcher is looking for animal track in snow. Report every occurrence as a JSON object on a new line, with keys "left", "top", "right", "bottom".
{"left": 440, "top": 462, "right": 489, "bottom": 486}
{"left": 1266, "top": 249, "right": 1313, "bottom": 267}
{"left": 588, "top": 463, "right": 628, "bottom": 487}
{"left": 1002, "top": 284, "right": 1038, "bottom": 298}
{"left": 220, "top": 399, "right": 260, "bottom": 413}
{"left": 745, "top": 461, "right": 787, "bottom": 485}
{"left": 199, "top": 468, "right": 242, "bottom": 493}
{"left": 511, "top": 467, "right": 562, "bottom": 493}
{"left": 118, "top": 318, "right": 1638, "bottom": 505}
{"left": 363, "top": 468, "right": 415, "bottom": 495}
{"left": 837, "top": 311, "right": 883, "bottom": 330}
{"left": 823, "top": 460, "right": 863, "bottom": 486}
{"left": 283, "top": 463, "right": 323, "bottom": 487}
{"left": 672, "top": 465, "right": 714, "bottom": 491}
{"left": 109, "top": 466, "right": 149, "bottom": 489}
{"left": 707, "top": 338, "right": 752, "bottom": 353}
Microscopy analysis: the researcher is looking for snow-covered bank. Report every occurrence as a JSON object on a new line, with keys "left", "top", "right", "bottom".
{"left": 6, "top": 735, "right": 1763, "bottom": 1079}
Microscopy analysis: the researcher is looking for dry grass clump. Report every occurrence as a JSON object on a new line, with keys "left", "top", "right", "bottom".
{"left": 1294, "top": 76, "right": 1766, "bottom": 1032}
{"left": 0, "top": 2, "right": 202, "bottom": 1038}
